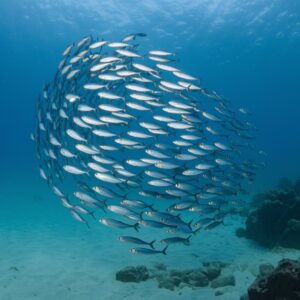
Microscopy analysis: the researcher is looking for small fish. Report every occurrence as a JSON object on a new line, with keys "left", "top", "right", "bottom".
{"left": 81, "top": 116, "right": 104, "bottom": 126}
{"left": 126, "top": 160, "right": 150, "bottom": 167}
{"left": 129, "top": 246, "right": 168, "bottom": 255}
{"left": 139, "top": 219, "right": 172, "bottom": 229}
{"left": 73, "top": 205, "right": 96, "bottom": 219}
{"left": 107, "top": 205, "right": 141, "bottom": 221}
{"left": 121, "top": 199, "right": 155, "bottom": 211}
{"left": 95, "top": 173, "right": 123, "bottom": 184}
{"left": 126, "top": 102, "right": 150, "bottom": 111}
{"left": 93, "top": 129, "right": 116, "bottom": 138}
{"left": 148, "top": 180, "right": 172, "bottom": 187}
{"left": 118, "top": 236, "right": 156, "bottom": 249}
{"left": 172, "top": 71, "right": 197, "bottom": 81}
{"left": 161, "top": 235, "right": 191, "bottom": 246}
{"left": 194, "top": 218, "right": 215, "bottom": 229}
{"left": 70, "top": 210, "right": 89, "bottom": 228}
{"left": 148, "top": 55, "right": 173, "bottom": 62}
{"left": 66, "top": 129, "right": 87, "bottom": 142}
{"left": 163, "top": 107, "right": 190, "bottom": 114}
{"left": 99, "top": 218, "right": 139, "bottom": 231}
{"left": 127, "top": 131, "right": 152, "bottom": 139}
{"left": 156, "top": 64, "right": 179, "bottom": 72}
{"left": 98, "top": 104, "right": 123, "bottom": 112}
{"left": 63, "top": 165, "right": 87, "bottom": 175}
{"left": 90, "top": 63, "right": 111, "bottom": 72}
{"left": 204, "top": 220, "right": 223, "bottom": 231}
{"left": 87, "top": 162, "right": 109, "bottom": 173}
{"left": 65, "top": 94, "right": 80, "bottom": 103}
{"left": 98, "top": 92, "right": 124, "bottom": 100}
{"left": 116, "top": 49, "right": 141, "bottom": 58}
{"left": 149, "top": 50, "right": 174, "bottom": 56}
{"left": 108, "top": 42, "right": 130, "bottom": 48}
{"left": 100, "top": 116, "right": 127, "bottom": 124}
{"left": 75, "top": 144, "right": 99, "bottom": 155}
{"left": 89, "top": 40, "right": 107, "bottom": 49}
{"left": 160, "top": 81, "right": 185, "bottom": 91}
{"left": 155, "top": 162, "right": 179, "bottom": 170}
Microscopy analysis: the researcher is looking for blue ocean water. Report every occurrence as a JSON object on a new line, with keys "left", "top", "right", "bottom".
{"left": 0, "top": 1, "right": 300, "bottom": 299}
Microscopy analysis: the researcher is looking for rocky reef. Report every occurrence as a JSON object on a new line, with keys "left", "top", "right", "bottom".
{"left": 245, "top": 259, "right": 300, "bottom": 300}
{"left": 237, "top": 176, "right": 300, "bottom": 249}
{"left": 116, "top": 261, "right": 235, "bottom": 292}
{"left": 116, "top": 265, "right": 149, "bottom": 283}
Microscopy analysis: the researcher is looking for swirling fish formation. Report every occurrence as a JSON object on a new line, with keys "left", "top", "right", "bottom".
{"left": 33, "top": 33, "right": 265, "bottom": 255}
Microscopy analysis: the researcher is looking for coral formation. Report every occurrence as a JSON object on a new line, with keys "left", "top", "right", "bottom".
{"left": 116, "top": 265, "right": 149, "bottom": 283}
{"left": 240, "top": 177, "right": 300, "bottom": 249}
{"left": 247, "top": 259, "right": 300, "bottom": 300}
{"left": 116, "top": 261, "right": 232, "bottom": 291}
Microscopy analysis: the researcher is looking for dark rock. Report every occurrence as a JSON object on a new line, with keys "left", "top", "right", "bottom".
{"left": 259, "top": 263, "right": 274, "bottom": 277}
{"left": 215, "top": 290, "right": 224, "bottom": 296}
{"left": 156, "top": 271, "right": 180, "bottom": 290}
{"left": 211, "top": 275, "right": 235, "bottom": 288}
{"left": 244, "top": 189, "right": 300, "bottom": 249}
{"left": 281, "top": 219, "right": 300, "bottom": 249}
{"left": 203, "top": 264, "right": 222, "bottom": 281}
{"left": 251, "top": 193, "right": 268, "bottom": 208}
{"left": 248, "top": 259, "right": 300, "bottom": 300}
{"left": 158, "top": 278, "right": 175, "bottom": 291}
{"left": 188, "top": 269, "right": 209, "bottom": 287}
{"left": 236, "top": 227, "right": 246, "bottom": 238}
{"left": 118, "top": 261, "right": 227, "bottom": 290}
{"left": 116, "top": 265, "right": 149, "bottom": 283}
{"left": 170, "top": 276, "right": 182, "bottom": 286}
{"left": 154, "top": 265, "right": 212, "bottom": 290}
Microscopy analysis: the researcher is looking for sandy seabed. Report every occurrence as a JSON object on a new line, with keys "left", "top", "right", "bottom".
{"left": 0, "top": 182, "right": 299, "bottom": 300}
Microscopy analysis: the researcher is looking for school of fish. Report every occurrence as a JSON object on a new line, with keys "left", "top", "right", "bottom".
{"left": 32, "top": 33, "right": 266, "bottom": 255}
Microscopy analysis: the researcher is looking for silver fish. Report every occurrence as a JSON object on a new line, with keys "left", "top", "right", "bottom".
{"left": 99, "top": 218, "right": 139, "bottom": 231}
{"left": 129, "top": 246, "right": 168, "bottom": 255}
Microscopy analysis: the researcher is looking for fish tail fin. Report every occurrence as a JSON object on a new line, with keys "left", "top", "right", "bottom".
{"left": 85, "top": 222, "right": 90, "bottom": 229}
{"left": 102, "top": 199, "right": 108, "bottom": 208}
{"left": 162, "top": 245, "right": 168, "bottom": 255}
{"left": 139, "top": 211, "right": 144, "bottom": 220}
{"left": 133, "top": 223, "right": 140, "bottom": 232}
{"left": 187, "top": 219, "right": 194, "bottom": 229}
{"left": 193, "top": 227, "right": 201, "bottom": 235}
{"left": 149, "top": 204, "right": 157, "bottom": 211}
{"left": 100, "top": 205, "right": 106, "bottom": 213}
{"left": 149, "top": 240, "right": 156, "bottom": 249}
{"left": 176, "top": 213, "right": 182, "bottom": 220}
{"left": 184, "top": 235, "right": 192, "bottom": 246}
{"left": 89, "top": 211, "right": 96, "bottom": 220}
